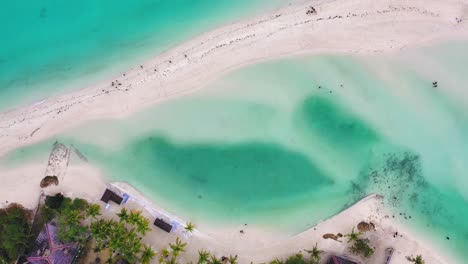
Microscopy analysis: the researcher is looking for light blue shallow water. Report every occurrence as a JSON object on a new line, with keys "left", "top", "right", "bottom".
{"left": 0, "top": 0, "right": 288, "bottom": 111}
{"left": 2, "top": 38, "right": 468, "bottom": 260}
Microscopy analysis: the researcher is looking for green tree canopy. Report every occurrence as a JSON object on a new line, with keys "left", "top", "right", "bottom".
{"left": 140, "top": 245, "right": 156, "bottom": 264}
{"left": 117, "top": 208, "right": 130, "bottom": 223}
{"left": 89, "top": 209, "right": 154, "bottom": 264}
{"left": 86, "top": 204, "right": 101, "bottom": 219}
{"left": 0, "top": 204, "right": 31, "bottom": 263}
{"left": 56, "top": 198, "right": 90, "bottom": 243}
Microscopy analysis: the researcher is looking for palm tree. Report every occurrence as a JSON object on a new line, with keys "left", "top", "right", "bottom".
{"left": 228, "top": 255, "right": 238, "bottom": 264}
{"left": 185, "top": 221, "right": 196, "bottom": 233}
{"left": 169, "top": 237, "right": 187, "bottom": 257}
{"left": 166, "top": 257, "right": 178, "bottom": 264}
{"left": 269, "top": 259, "right": 283, "bottom": 264}
{"left": 408, "top": 255, "right": 425, "bottom": 264}
{"left": 285, "top": 253, "right": 304, "bottom": 264}
{"left": 209, "top": 254, "right": 222, "bottom": 264}
{"left": 304, "top": 243, "right": 323, "bottom": 263}
{"left": 61, "top": 209, "right": 83, "bottom": 226}
{"left": 350, "top": 238, "right": 374, "bottom": 258}
{"left": 90, "top": 219, "right": 109, "bottom": 240}
{"left": 117, "top": 208, "right": 130, "bottom": 223}
{"left": 129, "top": 210, "right": 143, "bottom": 226}
{"left": 86, "top": 204, "right": 101, "bottom": 219}
{"left": 345, "top": 227, "right": 362, "bottom": 243}
{"left": 158, "top": 248, "right": 170, "bottom": 264}
{"left": 198, "top": 249, "right": 210, "bottom": 264}
{"left": 136, "top": 218, "right": 152, "bottom": 235}
{"left": 414, "top": 255, "right": 425, "bottom": 264}
{"left": 140, "top": 245, "right": 156, "bottom": 264}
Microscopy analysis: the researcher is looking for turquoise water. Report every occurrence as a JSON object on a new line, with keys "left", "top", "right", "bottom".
{"left": 2, "top": 43, "right": 468, "bottom": 260}
{"left": 0, "top": 0, "right": 288, "bottom": 111}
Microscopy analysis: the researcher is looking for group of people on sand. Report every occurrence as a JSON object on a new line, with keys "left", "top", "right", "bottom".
{"left": 306, "top": 6, "right": 317, "bottom": 15}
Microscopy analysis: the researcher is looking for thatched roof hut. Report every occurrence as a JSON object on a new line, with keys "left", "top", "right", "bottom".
{"left": 153, "top": 218, "right": 173, "bottom": 233}
{"left": 100, "top": 189, "right": 123, "bottom": 205}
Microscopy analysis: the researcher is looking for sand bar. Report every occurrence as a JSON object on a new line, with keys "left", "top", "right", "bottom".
{"left": 0, "top": 0, "right": 467, "bottom": 156}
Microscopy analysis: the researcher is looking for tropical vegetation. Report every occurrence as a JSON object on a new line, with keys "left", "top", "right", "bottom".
{"left": 197, "top": 249, "right": 210, "bottom": 264}
{"left": 185, "top": 221, "right": 196, "bottom": 233}
{"left": 140, "top": 245, "right": 157, "bottom": 264}
{"left": 349, "top": 238, "right": 374, "bottom": 258}
{"left": 14, "top": 194, "right": 158, "bottom": 264}
{"left": 407, "top": 255, "right": 425, "bottom": 264}
{"left": 304, "top": 243, "right": 323, "bottom": 264}
{"left": 0, "top": 204, "right": 31, "bottom": 263}
{"left": 344, "top": 227, "right": 362, "bottom": 243}
{"left": 267, "top": 244, "right": 323, "bottom": 264}
{"left": 209, "top": 254, "right": 222, "bottom": 264}
{"left": 344, "top": 227, "right": 374, "bottom": 258}
{"left": 56, "top": 197, "right": 91, "bottom": 243}
{"left": 2, "top": 193, "right": 350, "bottom": 264}
{"left": 86, "top": 204, "right": 101, "bottom": 219}
{"left": 228, "top": 255, "right": 238, "bottom": 264}
{"left": 285, "top": 253, "right": 305, "bottom": 264}
{"left": 89, "top": 208, "right": 155, "bottom": 263}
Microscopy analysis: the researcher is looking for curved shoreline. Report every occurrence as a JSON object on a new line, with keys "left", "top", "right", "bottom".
{"left": 95, "top": 182, "right": 461, "bottom": 264}
{"left": 1, "top": 0, "right": 467, "bottom": 157}
{"left": 1, "top": 156, "right": 459, "bottom": 263}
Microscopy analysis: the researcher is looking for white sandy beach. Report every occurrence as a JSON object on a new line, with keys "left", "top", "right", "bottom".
{"left": 2, "top": 156, "right": 458, "bottom": 264}
{"left": 1, "top": 0, "right": 468, "bottom": 263}
{"left": 108, "top": 185, "right": 460, "bottom": 264}
{"left": 1, "top": 153, "right": 459, "bottom": 264}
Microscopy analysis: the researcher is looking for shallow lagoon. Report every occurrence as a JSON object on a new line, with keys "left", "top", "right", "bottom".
{"left": 3, "top": 42, "right": 468, "bottom": 259}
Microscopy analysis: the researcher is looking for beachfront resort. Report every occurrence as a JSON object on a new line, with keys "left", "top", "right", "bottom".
{"left": 1, "top": 0, "right": 468, "bottom": 263}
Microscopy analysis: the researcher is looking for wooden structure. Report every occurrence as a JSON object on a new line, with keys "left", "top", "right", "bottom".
{"left": 153, "top": 218, "right": 173, "bottom": 233}
{"left": 100, "top": 189, "right": 123, "bottom": 205}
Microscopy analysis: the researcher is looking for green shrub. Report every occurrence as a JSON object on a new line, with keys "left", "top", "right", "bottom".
{"left": 350, "top": 238, "right": 374, "bottom": 258}
{"left": 56, "top": 198, "right": 90, "bottom": 243}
